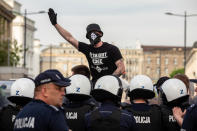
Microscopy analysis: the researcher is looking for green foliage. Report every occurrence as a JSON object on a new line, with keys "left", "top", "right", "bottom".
{"left": 169, "top": 68, "right": 184, "bottom": 78}
{"left": 0, "top": 40, "right": 22, "bottom": 66}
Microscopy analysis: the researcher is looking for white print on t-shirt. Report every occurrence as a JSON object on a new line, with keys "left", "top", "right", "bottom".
{"left": 91, "top": 65, "right": 108, "bottom": 73}
{"left": 89, "top": 52, "right": 107, "bottom": 66}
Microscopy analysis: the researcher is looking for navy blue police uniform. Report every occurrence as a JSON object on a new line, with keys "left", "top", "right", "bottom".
{"left": 85, "top": 101, "right": 137, "bottom": 131}
{"left": 63, "top": 100, "right": 96, "bottom": 131}
{"left": 14, "top": 99, "right": 69, "bottom": 131}
{"left": 160, "top": 103, "right": 189, "bottom": 131}
{"left": 181, "top": 104, "right": 197, "bottom": 131}
{"left": 0, "top": 105, "right": 20, "bottom": 131}
{"left": 123, "top": 103, "right": 162, "bottom": 131}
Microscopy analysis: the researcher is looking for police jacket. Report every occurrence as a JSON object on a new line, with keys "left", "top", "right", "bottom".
{"left": 0, "top": 105, "right": 20, "bottom": 131}
{"left": 63, "top": 100, "right": 96, "bottom": 131}
{"left": 161, "top": 104, "right": 186, "bottom": 131}
{"left": 13, "top": 99, "right": 69, "bottom": 131}
{"left": 181, "top": 104, "right": 197, "bottom": 131}
{"left": 85, "top": 101, "right": 137, "bottom": 131}
{"left": 124, "top": 103, "right": 162, "bottom": 131}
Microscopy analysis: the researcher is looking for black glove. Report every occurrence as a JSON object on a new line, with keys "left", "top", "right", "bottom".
{"left": 48, "top": 8, "right": 57, "bottom": 25}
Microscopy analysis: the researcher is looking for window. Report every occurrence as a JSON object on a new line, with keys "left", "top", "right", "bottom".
{"left": 147, "top": 57, "right": 151, "bottom": 64}
{"left": 165, "top": 68, "right": 168, "bottom": 75}
{"left": 174, "top": 58, "right": 177, "bottom": 65}
{"left": 63, "top": 64, "right": 67, "bottom": 71}
{"left": 183, "top": 59, "right": 185, "bottom": 66}
{"left": 157, "top": 68, "right": 160, "bottom": 75}
{"left": 165, "top": 58, "right": 168, "bottom": 65}
{"left": 157, "top": 57, "right": 160, "bottom": 65}
{"left": 146, "top": 67, "right": 150, "bottom": 74}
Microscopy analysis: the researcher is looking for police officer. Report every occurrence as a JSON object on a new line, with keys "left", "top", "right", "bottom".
{"left": 160, "top": 78, "right": 189, "bottom": 131}
{"left": 154, "top": 76, "right": 169, "bottom": 105}
{"left": 85, "top": 75, "right": 137, "bottom": 131}
{"left": 179, "top": 104, "right": 197, "bottom": 131}
{"left": 181, "top": 104, "right": 197, "bottom": 131}
{"left": 173, "top": 79, "right": 197, "bottom": 131}
{"left": 63, "top": 74, "right": 96, "bottom": 131}
{"left": 13, "top": 69, "right": 71, "bottom": 131}
{"left": 0, "top": 78, "right": 35, "bottom": 131}
{"left": 124, "top": 75, "right": 163, "bottom": 131}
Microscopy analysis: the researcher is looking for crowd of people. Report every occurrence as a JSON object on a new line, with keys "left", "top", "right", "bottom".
{"left": 1, "top": 66, "right": 196, "bottom": 131}
{"left": 0, "top": 8, "right": 197, "bottom": 131}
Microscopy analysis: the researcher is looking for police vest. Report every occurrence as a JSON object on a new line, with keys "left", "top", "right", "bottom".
{"left": 90, "top": 109, "right": 120, "bottom": 131}
{"left": 0, "top": 105, "right": 20, "bottom": 131}
{"left": 125, "top": 105, "right": 162, "bottom": 131}
{"left": 160, "top": 105, "right": 180, "bottom": 131}
{"left": 64, "top": 104, "right": 94, "bottom": 131}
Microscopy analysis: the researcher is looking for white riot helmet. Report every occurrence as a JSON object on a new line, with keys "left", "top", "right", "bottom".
{"left": 91, "top": 75, "right": 123, "bottom": 102}
{"left": 66, "top": 74, "right": 92, "bottom": 101}
{"left": 129, "top": 75, "right": 155, "bottom": 100}
{"left": 7, "top": 78, "right": 35, "bottom": 106}
{"left": 160, "top": 78, "right": 189, "bottom": 105}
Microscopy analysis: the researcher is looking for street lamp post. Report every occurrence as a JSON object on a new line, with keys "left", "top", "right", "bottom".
{"left": 23, "top": 9, "right": 46, "bottom": 68}
{"left": 165, "top": 11, "right": 197, "bottom": 73}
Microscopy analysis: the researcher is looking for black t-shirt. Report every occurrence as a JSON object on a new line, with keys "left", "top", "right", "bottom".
{"left": 78, "top": 42, "right": 123, "bottom": 82}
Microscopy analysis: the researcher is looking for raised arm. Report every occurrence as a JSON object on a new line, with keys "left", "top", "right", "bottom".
{"left": 54, "top": 24, "right": 78, "bottom": 49}
{"left": 48, "top": 8, "right": 79, "bottom": 49}
{"left": 113, "top": 58, "right": 125, "bottom": 77}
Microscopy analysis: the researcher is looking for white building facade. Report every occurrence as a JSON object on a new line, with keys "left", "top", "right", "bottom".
{"left": 4, "top": 0, "right": 40, "bottom": 77}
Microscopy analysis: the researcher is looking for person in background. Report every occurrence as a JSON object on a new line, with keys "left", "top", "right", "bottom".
{"left": 189, "top": 79, "right": 197, "bottom": 104}
{"left": 174, "top": 74, "right": 190, "bottom": 92}
{"left": 71, "top": 65, "right": 91, "bottom": 79}
{"left": 154, "top": 76, "right": 170, "bottom": 105}
{"left": 173, "top": 79, "right": 197, "bottom": 131}
{"left": 0, "top": 78, "right": 35, "bottom": 131}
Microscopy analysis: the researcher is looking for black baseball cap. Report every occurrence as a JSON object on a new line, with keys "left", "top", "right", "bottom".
{"left": 34, "top": 69, "right": 71, "bottom": 87}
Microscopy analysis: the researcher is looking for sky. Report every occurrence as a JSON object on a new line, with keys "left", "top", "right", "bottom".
{"left": 16, "top": 0, "right": 197, "bottom": 48}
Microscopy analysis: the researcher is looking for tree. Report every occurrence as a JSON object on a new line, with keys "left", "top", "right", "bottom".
{"left": 169, "top": 68, "right": 184, "bottom": 78}
{"left": 0, "top": 15, "right": 22, "bottom": 66}
{"left": 0, "top": 40, "right": 22, "bottom": 66}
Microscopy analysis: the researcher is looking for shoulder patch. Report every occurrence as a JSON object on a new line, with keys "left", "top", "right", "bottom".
{"left": 190, "top": 104, "right": 195, "bottom": 108}
{"left": 187, "top": 104, "right": 197, "bottom": 113}
{"left": 121, "top": 112, "right": 132, "bottom": 117}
